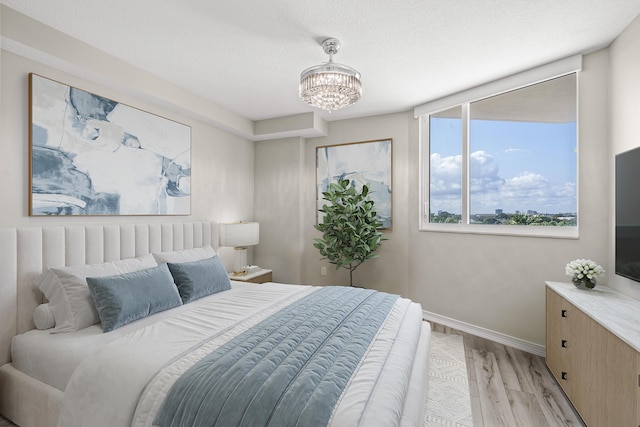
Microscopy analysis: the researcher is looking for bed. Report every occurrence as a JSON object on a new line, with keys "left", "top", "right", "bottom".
{"left": 0, "top": 222, "right": 431, "bottom": 427}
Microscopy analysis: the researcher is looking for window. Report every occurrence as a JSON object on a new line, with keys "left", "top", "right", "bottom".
{"left": 429, "top": 106, "right": 462, "bottom": 221}
{"left": 416, "top": 56, "right": 580, "bottom": 237}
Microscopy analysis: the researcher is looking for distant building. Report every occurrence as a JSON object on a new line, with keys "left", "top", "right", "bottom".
{"left": 527, "top": 210, "right": 538, "bottom": 215}
{"left": 495, "top": 209, "right": 503, "bottom": 215}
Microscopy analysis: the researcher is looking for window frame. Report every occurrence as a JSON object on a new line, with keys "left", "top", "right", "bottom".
{"left": 415, "top": 55, "right": 582, "bottom": 238}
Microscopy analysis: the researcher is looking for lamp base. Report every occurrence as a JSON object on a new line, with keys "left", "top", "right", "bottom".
{"left": 233, "top": 247, "right": 248, "bottom": 275}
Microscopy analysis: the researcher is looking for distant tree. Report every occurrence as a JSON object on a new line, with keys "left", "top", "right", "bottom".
{"left": 509, "top": 213, "right": 527, "bottom": 225}
{"left": 482, "top": 217, "right": 500, "bottom": 224}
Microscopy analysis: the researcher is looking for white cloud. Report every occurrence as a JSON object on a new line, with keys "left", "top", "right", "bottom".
{"left": 504, "top": 171, "right": 548, "bottom": 193}
{"left": 429, "top": 153, "right": 462, "bottom": 194}
{"left": 469, "top": 151, "right": 504, "bottom": 193}
{"left": 504, "top": 147, "right": 531, "bottom": 155}
{"left": 430, "top": 151, "right": 576, "bottom": 214}
{"left": 473, "top": 170, "right": 575, "bottom": 213}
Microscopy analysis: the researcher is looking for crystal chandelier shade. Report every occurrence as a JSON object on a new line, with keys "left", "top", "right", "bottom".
{"left": 299, "top": 38, "right": 362, "bottom": 112}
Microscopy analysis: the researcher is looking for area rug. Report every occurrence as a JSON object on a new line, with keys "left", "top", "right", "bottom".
{"left": 424, "top": 331, "right": 473, "bottom": 426}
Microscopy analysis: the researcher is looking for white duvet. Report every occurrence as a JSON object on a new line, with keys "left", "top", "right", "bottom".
{"left": 56, "top": 283, "right": 427, "bottom": 427}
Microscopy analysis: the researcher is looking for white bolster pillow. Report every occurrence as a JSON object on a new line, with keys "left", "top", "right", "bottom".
{"left": 33, "top": 303, "right": 56, "bottom": 330}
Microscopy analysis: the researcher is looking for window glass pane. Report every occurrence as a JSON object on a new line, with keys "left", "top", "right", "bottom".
{"left": 468, "top": 74, "right": 577, "bottom": 226}
{"left": 429, "top": 105, "right": 462, "bottom": 223}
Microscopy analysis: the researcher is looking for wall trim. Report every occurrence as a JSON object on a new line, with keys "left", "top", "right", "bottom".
{"left": 423, "top": 310, "right": 546, "bottom": 357}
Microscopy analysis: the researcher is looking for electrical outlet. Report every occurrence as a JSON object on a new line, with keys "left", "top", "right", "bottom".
{"left": 321, "top": 266, "right": 327, "bottom": 276}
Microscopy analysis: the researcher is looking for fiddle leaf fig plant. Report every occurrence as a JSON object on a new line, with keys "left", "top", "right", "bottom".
{"left": 314, "top": 178, "right": 386, "bottom": 287}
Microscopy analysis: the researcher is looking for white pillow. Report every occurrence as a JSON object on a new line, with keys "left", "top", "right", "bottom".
{"left": 152, "top": 246, "right": 217, "bottom": 264}
{"left": 33, "top": 303, "right": 55, "bottom": 330}
{"left": 35, "top": 254, "right": 158, "bottom": 333}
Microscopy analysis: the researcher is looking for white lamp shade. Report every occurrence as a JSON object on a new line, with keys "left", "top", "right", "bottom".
{"left": 219, "top": 222, "right": 259, "bottom": 248}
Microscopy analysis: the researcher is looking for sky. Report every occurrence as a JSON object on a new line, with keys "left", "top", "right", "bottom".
{"left": 430, "top": 117, "right": 577, "bottom": 215}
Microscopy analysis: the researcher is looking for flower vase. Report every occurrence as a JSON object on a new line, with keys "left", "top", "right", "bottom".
{"left": 572, "top": 277, "right": 596, "bottom": 289}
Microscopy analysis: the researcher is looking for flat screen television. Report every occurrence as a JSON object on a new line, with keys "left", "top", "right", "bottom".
{"left": 615, "top": 146, "right": 640, "bottom": 282}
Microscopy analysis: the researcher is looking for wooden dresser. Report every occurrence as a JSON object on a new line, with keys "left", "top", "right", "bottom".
{"left": 545, "top": 281, "right": 640, "bottom": 426}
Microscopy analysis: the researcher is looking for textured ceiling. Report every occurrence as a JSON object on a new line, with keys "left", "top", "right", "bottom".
{"left": 2, "top": 0, "right": 640, "bottom": 123}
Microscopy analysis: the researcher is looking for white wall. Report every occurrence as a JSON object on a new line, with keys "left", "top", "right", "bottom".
{"left": 609, "top": 13, "right": 640, "bottom": 299}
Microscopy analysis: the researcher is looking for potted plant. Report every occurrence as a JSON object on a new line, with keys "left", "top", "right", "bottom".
{"left": 314, "top": 178, "right": 386, "bottom": 287}
{"left": 565, "top": 259, "right": 605, "bottom": 289}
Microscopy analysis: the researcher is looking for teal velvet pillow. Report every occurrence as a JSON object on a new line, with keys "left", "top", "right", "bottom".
{"left": 87, "top": 263, "right": 182, "bottom": 332}
{"left": 167, "top": 256, "right": 231, "bottom": 303}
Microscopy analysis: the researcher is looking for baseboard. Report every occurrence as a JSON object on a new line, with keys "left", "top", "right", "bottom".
{"left": 423, "top": 310, "right": 546, "bottom": 357}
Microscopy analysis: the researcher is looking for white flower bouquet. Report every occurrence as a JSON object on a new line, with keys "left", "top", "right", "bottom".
{"left": 565, "top": 259, "right": 605, "bottom": 289}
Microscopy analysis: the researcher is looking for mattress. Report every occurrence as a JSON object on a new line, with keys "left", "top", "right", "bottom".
{"left": 11, "top": 281, "right": 270, "bottom": 391}
{"left": 10, "top": 282, "right": 430, "bottom": 427}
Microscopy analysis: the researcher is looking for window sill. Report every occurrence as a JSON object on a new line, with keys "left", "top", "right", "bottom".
{"left": 418, "top": 222, "right": 579, "bottom": 239}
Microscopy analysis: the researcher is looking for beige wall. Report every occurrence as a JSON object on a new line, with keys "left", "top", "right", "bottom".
{"left": 609, "top": 13, "right": 640, "bottom": 300}
{"left": 254, "top": 137, "right": 305, "bottom": 283}
{"left": 407, "top": 49, "right": 609, "bottom": 346}
{"left": 255, "top": 49, "right": 611, "bottom": 348}
{"left": 3, "top": 3, "right": 637, "bottom": 348}
{"left": 255, "top": 12, "right": 640, "bottom": 348}
{"left": 0, "top": 51, "right": 255, "bottom": 271}
{"left": 302, "top": 113, "right": 412, "bottom": 297}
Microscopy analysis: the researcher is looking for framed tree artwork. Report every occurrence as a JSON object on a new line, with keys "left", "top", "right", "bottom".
{"left": 29, "top": 73, "right": 191, "bottom": 216}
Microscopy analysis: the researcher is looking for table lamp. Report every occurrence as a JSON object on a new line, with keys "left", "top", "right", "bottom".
{"left": 219, "top": 222, "right": 259, "bottom": 275}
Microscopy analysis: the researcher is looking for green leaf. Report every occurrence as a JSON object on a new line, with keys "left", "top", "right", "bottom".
{"left": 314, "top": 177, "right": 388, "bottom": 286}
{"left": 328, "top": 182, "right": 342, "bottom": 193}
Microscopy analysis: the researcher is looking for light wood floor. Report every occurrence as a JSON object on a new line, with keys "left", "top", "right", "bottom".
{"left": 432, "top": 323, "right": 585, "bottom": 427}
{"left": 0, "top": 325, "right": 585, "bottom": 427}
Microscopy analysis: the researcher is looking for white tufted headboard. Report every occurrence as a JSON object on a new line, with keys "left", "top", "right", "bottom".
{"left": 0, "top": 222, "right": 217, "bottom": 365}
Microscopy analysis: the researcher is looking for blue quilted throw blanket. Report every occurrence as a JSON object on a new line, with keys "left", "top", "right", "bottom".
{"left": 154, "top": 286, "right": 399, "bottom": 427}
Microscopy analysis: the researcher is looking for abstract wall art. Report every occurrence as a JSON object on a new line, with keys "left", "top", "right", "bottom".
{"left": 316, "top": 138, "right": 392, "bottom": 229}
{"left": 29, "top": 73, "right": 191, "bottom": 216}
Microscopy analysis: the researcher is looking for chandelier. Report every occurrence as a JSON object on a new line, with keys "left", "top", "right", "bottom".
{"left": 299, "top": 38, "right": 362, "bottom": 112}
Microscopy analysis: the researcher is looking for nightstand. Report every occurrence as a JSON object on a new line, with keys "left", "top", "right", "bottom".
{"left": 228, "top": 269, "right": 272, "bottom": 284}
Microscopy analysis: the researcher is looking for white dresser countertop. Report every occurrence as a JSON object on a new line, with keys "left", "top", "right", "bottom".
{"left": 546, "top": 281, "right": 640, "bottom": 352}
